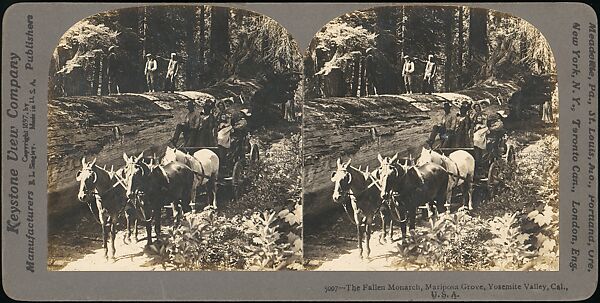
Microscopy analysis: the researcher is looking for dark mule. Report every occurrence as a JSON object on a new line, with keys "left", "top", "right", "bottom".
{"left": 331, "top": 158, "right": 391, "bottom": 259}
{"left": 76, "top": 157, "right": 129, "bottom": 259}
{"left": 124, "top": 154, "right": 194, "bottom": 246}
{"left": 377, "top": 154, "right": 449, "bottom": 240}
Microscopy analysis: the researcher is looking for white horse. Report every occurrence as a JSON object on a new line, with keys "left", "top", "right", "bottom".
{"left": 416, "top": 147, "right": 475, "bottom": 210}
{"left": 161, "top": 146, "right": 220, "bottom": 208}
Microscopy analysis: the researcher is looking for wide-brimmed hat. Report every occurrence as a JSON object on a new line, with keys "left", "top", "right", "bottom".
{"left": 497, "top": 110, "right": 508, "bottom": 118}
{"left": 240, "top": 109, "right": 252, "bottom": 117}
{"left": 443, "top": 101, "right": 452, "bottom": 108}
{"left": 403, "top": 55, "right": 410, "bottom": 59}
{"left": 146, "top": 53, "right": 153, "bottom": 57}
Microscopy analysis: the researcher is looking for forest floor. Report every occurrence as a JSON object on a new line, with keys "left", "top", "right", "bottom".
{"left": 304, "top": 117, "right": 557, "bottom": 271}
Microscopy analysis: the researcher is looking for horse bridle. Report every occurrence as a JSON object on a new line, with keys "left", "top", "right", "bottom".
{"left": 123, "top": 162, "right": 156, "bottom": 223}
{"left": 79, "top": 166, "right": 130, "bottom": 224}
{"left": 334, "top": 166, "right": 386, "bottom": 226}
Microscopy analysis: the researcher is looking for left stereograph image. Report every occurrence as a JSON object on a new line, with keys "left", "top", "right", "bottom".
{"left": 47, "top": 5, "right": 303, "bottom": 271}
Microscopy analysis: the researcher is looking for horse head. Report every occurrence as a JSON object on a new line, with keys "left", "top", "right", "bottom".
{"left": 377, "top": 153, "right": 404, "bottom": 199}
{"left": 161, "top": 146, "right": 177, "bottom": 166}
{"left": 416, "top": 146, "right": 433, "bottom": 166}
{"left": 76, "top": 157, "right": 98, "bottom": 202}
{"left": 331, "top": 158, "right": 352, "bottom": 203}
{"left": 122, "top": 152, "right": 149, "bottom": 199}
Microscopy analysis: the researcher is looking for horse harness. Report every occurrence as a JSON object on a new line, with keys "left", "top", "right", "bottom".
{"left": 339, "top": 168, "right": 387, "bottom": 227}
{"left": 80, "top": 167, "right": 130, "bottom": 225}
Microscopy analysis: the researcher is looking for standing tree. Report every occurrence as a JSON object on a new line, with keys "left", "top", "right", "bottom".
{"left": 457, "top": 7, "right": 464, "bottom": 88}
{"left": 444, "top": 7, "right": 455, "bottom": 91}
{"left": 209, "top": 6, "right": 231, "bottom": 79}
{"left": 468, "top": 7, "right": 488, "bottom": 84}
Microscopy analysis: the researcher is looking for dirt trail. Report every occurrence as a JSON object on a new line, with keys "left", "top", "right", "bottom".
{"left": 58, "top": 232, "right": 164, "bottom": 271}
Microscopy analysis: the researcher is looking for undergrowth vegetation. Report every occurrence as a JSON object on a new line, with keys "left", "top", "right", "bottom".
{"left": 394, "top": 133, "right": 559, "bottom": 271}
{"left": 147, "top": 133, "right": 303, "bottom": 271}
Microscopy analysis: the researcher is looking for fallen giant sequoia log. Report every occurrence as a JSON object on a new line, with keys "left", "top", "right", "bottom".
{"left": 47, "top": 80, "right": 261, "bottom": 224}
{"left": 303, "top": 80, "right": 520, "bottom": 220}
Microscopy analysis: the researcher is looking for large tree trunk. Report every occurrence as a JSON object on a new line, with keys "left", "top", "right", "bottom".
{"left": 198, "top": 6, "right": 207, "bottom": 87}
{"left": 185, "top": 7, "right": 198, "bottom": 90}
{"left": 210, "top": 6, "right": 230, "bottom": 77}
{"left": 457, "top": 7, "right": 464, "bottom": 88}
{"left": 444, "top": 8, "right": 454, "bottom": 92}
{"left": 469, "top": 8, "right": 489, "bottom": 68}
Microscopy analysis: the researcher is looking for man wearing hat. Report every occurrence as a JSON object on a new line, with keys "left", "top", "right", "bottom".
{"left": 422, "top": 54, "right": 437, "bottom": 95}
{"left": 199, "top": 99, "right": 216, "bottom": 146}
{"left": 401, "top": 55, "right": 415, "bottom": 94}
{"left": 164, "top": 52, "right": 179, "bottom": 93}
{"left": 427, "top": 102, "right": 457, "bottom": 147}
{"left": 106, "top": 45, "right": 120, "bottom": 94}
{"left": 144, "top": 53, "right": 157, "bottom": 92}
{"left": 170, "top": 100, "right": 204, "bottom": 146}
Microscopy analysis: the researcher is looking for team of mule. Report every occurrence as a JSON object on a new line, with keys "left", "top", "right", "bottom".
{"left": 75, "top": 147, "right": 219, "bottom": 259}
{"left": 330, "top": 145, "right": 475, "bottom": 259}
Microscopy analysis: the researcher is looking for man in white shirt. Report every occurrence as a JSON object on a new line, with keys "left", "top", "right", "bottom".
{"left": 422, "top": 54, "right": 437, "bottom": 95}
{"left": 144, "top": 53, "right": 157, "bottom": 92}
{"left": 401, "top": 55, "right": 415, "bottom": 94}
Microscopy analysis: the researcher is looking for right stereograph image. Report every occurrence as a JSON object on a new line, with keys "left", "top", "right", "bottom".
{"left": 302, "top": 6, "right": 559, "bottom": 271}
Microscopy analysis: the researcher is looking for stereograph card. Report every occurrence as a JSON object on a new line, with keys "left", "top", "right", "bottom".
{"left": 1, "top": 2, "right": 598, "bottom": 301}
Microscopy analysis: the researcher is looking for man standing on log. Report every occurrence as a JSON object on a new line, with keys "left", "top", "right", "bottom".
{"left": 426, "top": 102, "right": 456, "bottom": 147}
{"left": 164, "top": 53, "right": 179, "bottom": 93}
{"left": 106, "top": 46, "right": 120, "bottom": 94}
{"left": 144, "top": 53, "right": 157, "bottom": 92}
{"left": 401, "top": 55, "right": 415, "bottom": 94}
{"left": 170, "top": 100, "right": 203, "bottom": 147}
{"left": 422, "top": 54, "right": 437, "bottom": 95}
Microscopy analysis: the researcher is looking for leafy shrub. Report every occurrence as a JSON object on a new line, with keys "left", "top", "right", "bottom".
{"left": 147, "top": 207, "right": 250, "bottom": 271}
{"left": 395, "top": 208, "right": 491, "bottom": 271}
{"left": 525, "top": 134, "right": 559, "bottom": 270}
{"left": 486, "top": 212, "right": 535, "bottom": 270}
{"left": 235, "top": 133, "right": 302, "bottom": 212}
{"left": 147, "top": 202, "right": 302, "bottom": 271}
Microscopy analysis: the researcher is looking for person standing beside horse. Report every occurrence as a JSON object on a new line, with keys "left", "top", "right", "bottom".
{"left": 144, "top": 53, "right": 157, "bottom": 92}
{"left": 455, "top": 102, "right": 473, "bottom": 148}
{"left": 164, "top": 52, "right": 179, "bottom": 93}
{"left": 401, "top": 55, "right": 415, "bottom": 94}
{"left": 170, "top": 100, "right": 203, "bottom": 147}
{"left": 471, "top": 103, "right": 489, "bottom": 174}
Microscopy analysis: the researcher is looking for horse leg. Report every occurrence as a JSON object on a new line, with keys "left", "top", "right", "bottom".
{"left": 191, "top": 177, "right": 198, "bottom": 211}
{"left": 356, "top": 223, "right": 363, "bottom": 259}
{"left": 134, "top": 217, "right": 139, "bottom": 242}
{"left": 399, "top": 209, "right": 407, "bottom": 242}
{"left": 389, "top": 215, "right": 394, "bottom": 242}
{"left": 110, "top": 219, "right": 117, "bottom": 259}
{"left": 379, "top": 210, "right": 387, "bottom": 244}
{"left": 426, "top": 202, "right": 434, "bottom": 229}
{"left": 101, "top": 222, "right": 109, "bottom": 259}
{"left": 124, "top": 208, "right": 131, "bottom": 244}
{"left": 154, "top": 207, "right": 162, "bottom": 240}
{"left": 212, "top": 177, "right": 218, "bottom": 209}
{"left": 365, "top": 217, "right": 372, "bottom": 258}
{"left": 466, "top": 177, "right": 474, "bottom": 210}
{"left": 408, "top": 207, "right": 417, "bottom": 239}
{"left": 145, "top": 220, "right": 153, "bottom": 246}
{"left": 445, "top": 182, "right": 453, "bottom": 214}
